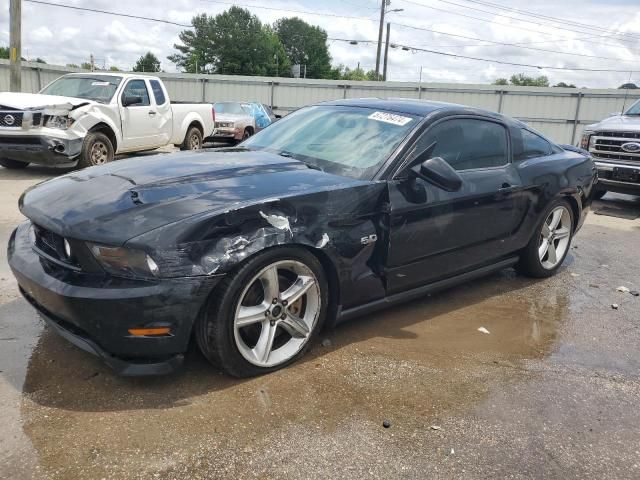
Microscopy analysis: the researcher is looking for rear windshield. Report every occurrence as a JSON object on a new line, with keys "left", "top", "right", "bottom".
{"left": 40, "top": 75, "right": 122, "bottom": 103}
{"left": 214, "top": 102, "right": 248, "bottom": 115}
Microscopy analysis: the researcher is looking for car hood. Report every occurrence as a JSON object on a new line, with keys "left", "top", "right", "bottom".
{"left": 586, "top": 114, "right": 640, "bottom": 132}
{"left": 0, "top": 92, "right": 94, "bottom": 111}
{"left": 19, "top": 149, "right": 366, "bottom": 245}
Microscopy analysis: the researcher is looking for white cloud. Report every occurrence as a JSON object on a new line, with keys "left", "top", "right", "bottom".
{"left": 1, "top": 0, "right": 638, "bottom": 86}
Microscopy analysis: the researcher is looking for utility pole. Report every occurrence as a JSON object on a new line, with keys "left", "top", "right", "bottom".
{"left": 9, "top": 0, "right": 22, "bottom": 92}
{"left": 383, "top": 22, "right": 390, "bottom": 81}
{"left": 90, "top": 54, "right": 95, "bottom": 72}
{"left": 375, "top": 0, "right": 386, "bottom": 80}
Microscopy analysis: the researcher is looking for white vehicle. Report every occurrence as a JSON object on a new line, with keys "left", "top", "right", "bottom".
{"left": 0, "top": 73, "right": 216, "bottom": 169}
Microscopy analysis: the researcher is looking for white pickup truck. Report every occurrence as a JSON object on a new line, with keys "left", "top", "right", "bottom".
{"left": 0, "top": 73, "right": 216, "bottom": 169}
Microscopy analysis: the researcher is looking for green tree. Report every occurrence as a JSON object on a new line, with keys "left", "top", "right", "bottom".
{"left": 0, "top": 46, "right": 9, "bottom": 59}
{"left": 553, "top": 82, "right": 576, "bottom": 88}
{"left": 109, "top": 65, "right": 122, "bottom": 71}
{"left": 509, "top": 73, "right": 549, "bottom": 87}
{"left": 33, "top": 57, "right": 46, "bottom": 64}
{"left": 274, "top": 17, "right": 332, "bottom": 79}
{"left": 619, "top": 83, "right": 638, "bottom": 89}
{"left": 133, "top": 52, "right": 161, "bottom": 72}
{"left": 80, "top": 62, "right": 93, "bottom": 70}
{"left": 493, "top": 78, "right": 508, "bottom": 85}
{"left": 169, "top": 7, "right": 290, "bottom": 76}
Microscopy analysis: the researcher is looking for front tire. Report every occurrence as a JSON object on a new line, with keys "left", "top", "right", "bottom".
{"left": 0, "top": 158, "right": 29, "bottom": 169}
{"left": 516, "top": 199, "right": 574, "bottom": 278}
{"left": 78, "top": 132, "right": 114, "bottom": 169}
{"left": 196, "top": 247, "right": 328, "bottom": 377}
{"left": 181, "top": 126, "right": 203, "bottom": 151}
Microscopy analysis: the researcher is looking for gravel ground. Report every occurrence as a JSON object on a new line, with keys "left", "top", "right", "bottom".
{"left": 0, "top": 156, "right": 639, "bottom": 480}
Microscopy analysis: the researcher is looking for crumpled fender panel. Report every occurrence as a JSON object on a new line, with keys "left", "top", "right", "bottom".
{"left": 127, "top": 182, "right": 389, "bottom": 311}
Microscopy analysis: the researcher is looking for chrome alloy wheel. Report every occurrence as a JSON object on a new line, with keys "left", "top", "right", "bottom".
{"left": 233, "top": 260, "right": 321, "bottom": 367}
{"left": 90, "top": 141, "right": 109, "bottom": 164}
{"left": 539, "top": 205, "right": 571, "bottom": 269}
{"left": 190, "top": 133, "right": 202, "bottom": 150}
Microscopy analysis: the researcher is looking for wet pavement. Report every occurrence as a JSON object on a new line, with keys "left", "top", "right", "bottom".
{"left": 1, "top": 165, "right": 639, "bottom": 479}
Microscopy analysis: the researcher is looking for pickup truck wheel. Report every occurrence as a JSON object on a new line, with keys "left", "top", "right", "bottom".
{"left": 181, "top": 127, "right": 203, "bottom": 151}
{"left": 196, "top": 247, "right": 328, "bottom": 378}
{"left": 79, "top": 132, "right": 114, "bottom": 169}
{"left": 516, "top": 199, "right": 574, "bottom": 278}
{"left": 0, "top": 158, "right": 29, "bottom": 169}
{"left": 242, "top": 128, "right": 252, "bottom": 140}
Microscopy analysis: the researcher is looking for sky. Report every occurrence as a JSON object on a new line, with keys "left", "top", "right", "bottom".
{"left": 1, "top": 0, "right": 639, "bottom": 88}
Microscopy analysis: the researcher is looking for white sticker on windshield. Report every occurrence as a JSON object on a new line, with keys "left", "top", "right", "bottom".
{"left": 91, "top": 81, "right": 110, "bottom": 86}
{"left": 368, "top": 111, "right": 412, "bottom": 126}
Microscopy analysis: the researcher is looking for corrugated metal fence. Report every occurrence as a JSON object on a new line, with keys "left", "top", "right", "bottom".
{"left": 2, "top": 59, "right": 639, "bottom": 145}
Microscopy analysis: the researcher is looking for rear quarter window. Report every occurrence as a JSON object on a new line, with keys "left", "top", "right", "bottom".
{"left": 515, "top": 129, "right": 553, "bottom": 160}
{"left": 149, "top": 80, "right": 166, "bottom": 105}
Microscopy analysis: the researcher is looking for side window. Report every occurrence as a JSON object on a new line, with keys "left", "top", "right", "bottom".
{"left": 149, "top": 80, "right": 166, "bottom": 105}
{"left": 121, "top": 80, "right": 150, "bottom": 106}
{"left": 516, "top": 129, "right": 553, "bottom": 160}
{"left": 414, "top": 118, "right": 508, "bottom": 171}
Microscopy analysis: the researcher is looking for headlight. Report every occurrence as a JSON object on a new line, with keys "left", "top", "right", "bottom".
{"left": 580, "top": 131, "right": 594, "bottom": 150}
{"left": 88, "top": 243, "right": 159, "bottom": 279}
{"left": 215, "top": 121, "right": 234, "bottom": 128}
{"left": 44, "top": 115, "right": 74, "bottom": 130}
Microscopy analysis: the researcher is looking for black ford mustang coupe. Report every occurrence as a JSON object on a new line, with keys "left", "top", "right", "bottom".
{"left": 8, "top": 99, "right": 597, "bottom": 377}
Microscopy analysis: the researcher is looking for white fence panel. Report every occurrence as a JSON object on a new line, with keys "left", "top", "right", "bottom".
{"left": 2, "top": 60, "right": 640, "bottom": 145}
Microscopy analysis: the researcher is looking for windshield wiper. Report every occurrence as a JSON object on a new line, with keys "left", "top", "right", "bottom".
{"left": 275, "top": 150, "right": 323, "bottom": 171}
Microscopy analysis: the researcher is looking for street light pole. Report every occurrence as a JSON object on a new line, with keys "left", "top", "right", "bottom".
{"left": 9, "top": 0, "right": 22, "bottom": 92}
{"left": 374, "top": 0, "right": 386, "bottom": 80}
{"left": 383, "top": 22, "right": 391, "bottom": 81}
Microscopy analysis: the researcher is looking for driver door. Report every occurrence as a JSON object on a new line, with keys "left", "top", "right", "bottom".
{"left": 385, "top": 116, "right": 526, "bottom": 294}
{"left": 118, "top": 79, "right": 158, "bottom": 151}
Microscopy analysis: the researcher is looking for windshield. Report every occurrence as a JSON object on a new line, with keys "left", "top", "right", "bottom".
{"left": 242, "top": 105, "right": 420, "bottom": 179}
{"left": 214, "top": 102, "right": 249, "bottom": 115}
{"left": 40, "top": 75, "right": 122, "bottom": 103}
{"left": 625, "top": 100, "right": 640, "bottom": 116}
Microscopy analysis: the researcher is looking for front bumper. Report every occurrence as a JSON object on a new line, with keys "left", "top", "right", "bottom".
{"left": 8, "top": 222, "right": 222, "bottom": 375}
{"left": 594, "top": 160, "right": 640, "bottom": 195}
{"left": 0, "top": 132, "right": 82, "bottom": 167}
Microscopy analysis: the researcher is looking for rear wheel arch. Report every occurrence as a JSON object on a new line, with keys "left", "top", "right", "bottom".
{"left": 561, "top": 193, "right": 581, "bottom": 232}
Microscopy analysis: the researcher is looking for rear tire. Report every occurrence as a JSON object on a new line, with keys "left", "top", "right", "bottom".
{"left": 0, "top": 158, "right": 29, "bottom": 169}
{"left": 196, "top": 247, "right": 328, "bottom": 378}
{"left": 181, "top": 126, "right": 203, "bottom": 151}
{"left": 516, "top": 199, "right": 574, "bottom": 278}
{"left": 78, "top": 132, "right": 114, "bottom": 169}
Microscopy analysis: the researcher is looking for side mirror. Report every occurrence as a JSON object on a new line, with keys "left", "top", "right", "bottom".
{"left": 411, "top": 156, "right": 463, "bottom": 192}
{"left": 122, "top": 95, "right": 143, "bottom": 107}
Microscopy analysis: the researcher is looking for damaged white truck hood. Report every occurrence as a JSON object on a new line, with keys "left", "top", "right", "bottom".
{"left": 0, "top": 92, "right": 93, "bottom": 111}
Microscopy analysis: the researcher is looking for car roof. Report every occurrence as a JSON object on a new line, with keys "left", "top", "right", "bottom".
{"left": 318, "top": 97, "right": 515, "bottom": 122}
{"left": 63, "top": 72, "right": 159, "bottom": 80}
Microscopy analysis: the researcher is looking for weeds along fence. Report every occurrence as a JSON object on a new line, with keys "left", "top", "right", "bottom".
{"left": 2, "top": 59, "right": 639, "bottom": 145}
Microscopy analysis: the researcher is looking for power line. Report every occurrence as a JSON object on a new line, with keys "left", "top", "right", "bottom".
{"left": 202, "top": 0, "right": 376, "bottom": 21}
{"left": 328, "top": 37, "right": 636, "bottom": 73}
{"left": 24, "top": 0, "right": 191, "bottom": 27}
{"left": 449, "top": 0, "right": 640, "bottom": 42}
{"left": 397, "top": 0, "right": 640, "bottom": 49}
{"left": 391, "top": 22, "right": 638, "bottom": 64}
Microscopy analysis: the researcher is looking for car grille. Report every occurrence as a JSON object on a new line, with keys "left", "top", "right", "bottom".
{"left": 0, "top": 111, "right": 23, "bottom": 127}
{"left": 32, "top": 223, "right": 80, "bottom": 269}
{"left": 589, "top": 131, "right": 640, "bottom": 162}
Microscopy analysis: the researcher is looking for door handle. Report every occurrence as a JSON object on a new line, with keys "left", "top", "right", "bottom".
{"left": 148, "top": 111, "right": 157, "bottom": 116}
{"left": 498, "top": 183, "right": 520, "bottom": 193}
